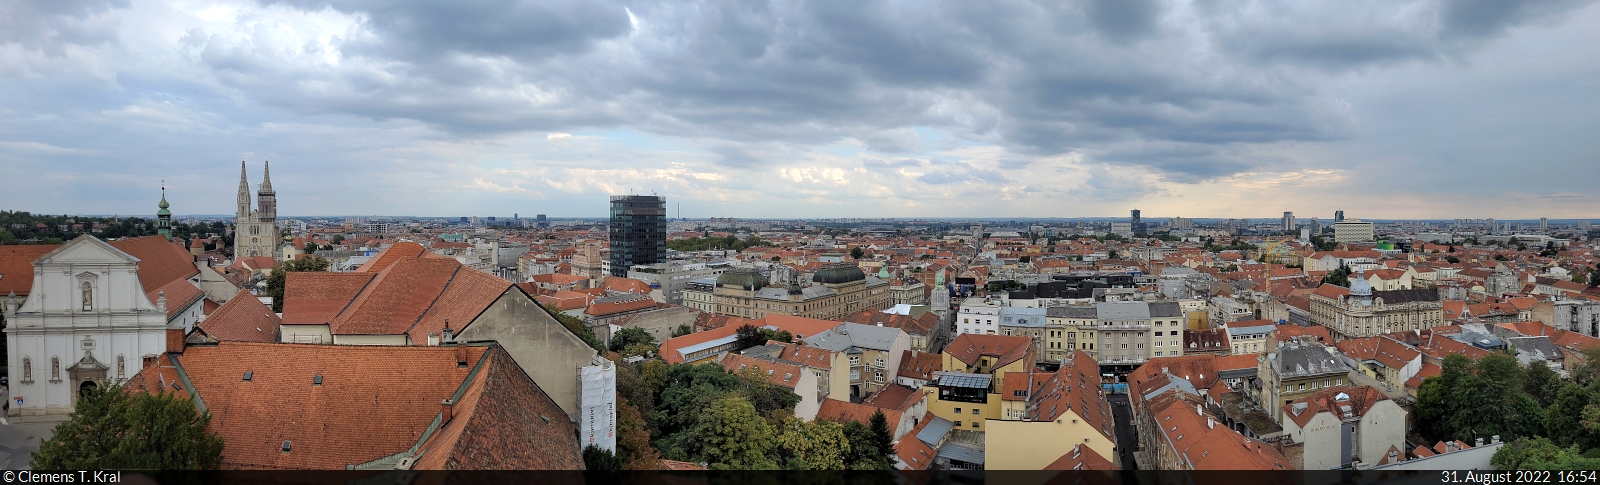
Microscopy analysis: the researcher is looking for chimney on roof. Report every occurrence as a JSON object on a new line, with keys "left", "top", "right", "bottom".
{"left": 1476, "top": 438, "right": 1484, "bottom": 447}
{"left": 441, "top": 398, "right": 455, "bottom": 423}
{"left": 455, "top": 346, "right": 469, "bottom": 367}
{"left": 443, "top": 318, "right": 454, "bottom": 343}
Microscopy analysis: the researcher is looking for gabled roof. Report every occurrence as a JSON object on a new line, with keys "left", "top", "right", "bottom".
{"left": 198, "top": 294, "right": 281, "bottom": 342}
{"left": 355, "top": 241, "right": 429, "bottom": 273}
{"left": 897, "top": 350, "right": 942, "bottom": 381}
{"left": 841, "top": 309, "right": 939, "bottom": 337}
{"left": 1043, "top": 443, "right": 1120, "bottom": 471}
{"left": 280, "top": 244, "right": 513, "bottom": 341}
{"left": 718, "top": 353, "right": 806, "bottom": 389}
{"left": 943, "top": 334, "right": 1033, "bottom": 369}
{"left": 583, "top": 296, "right": 658, "bottom": 317}
{"left": 0, "top": 244, "right": 58, "bottom": 296}
{"left": 1152, "top": 397, "right": 1293, "bottom": 470}
{"left": 407, "top": 345, "right": 584, "bottom": 470}
{"left": 281, "top": 273, "right": 376, "bottom": 325}
{"left": 1282, "top": 386, "right": 1390, "bottom": 428}
{"left": 819, "top": 396, "right": 903, "bottom": 426}
{"left": 862, "top": 383, "right": 924, "bottom": 412}
{"left": 125, "top": 343, "right": 581, "bottom": 470}
{"left": 1026, "top": 351, "right": 1116, "bottom": 445}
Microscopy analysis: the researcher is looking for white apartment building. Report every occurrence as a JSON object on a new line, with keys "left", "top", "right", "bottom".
{"left": 955, "top": 297, "right": 1002, "bottom": 336}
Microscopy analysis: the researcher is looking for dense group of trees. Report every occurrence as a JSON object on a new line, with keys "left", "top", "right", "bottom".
{"left": 1320, "top": 265, "right": 1353, "bottom": 287}
{"left": 667, "top": 235, "right": 773, "bottom": 252}
{"left": 31, "top": 384, "right": 224, "bottom": 469}
{"left": 609, "top": 327, "right": 658, "bottom": 358}
{"left": 1414, "top": 354, "right": 1543, "bottom": 444}
{"left": 734, "top": 324, "right": 793, "bottom": 352}
{"left": 607, "top": 357, "right": 895, "bottom": 470}
{"left": 0, "top": 211, "right": 235, "bottom": 248}
{"left": 1418, "top": 347, "right": 1600, "bottom": 470}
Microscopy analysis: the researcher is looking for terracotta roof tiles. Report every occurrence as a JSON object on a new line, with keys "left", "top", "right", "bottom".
{"left": 198, "top": 294, "right": 281, "bottom": 342}
{"left": 128, "top": 343, "right": 492, "bottom": 469}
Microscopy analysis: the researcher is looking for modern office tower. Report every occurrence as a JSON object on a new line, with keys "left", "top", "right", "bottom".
{"left": 536, "top": 214, "right": 548, "bottom": 228}
{"left": 1334, "top": 210, "right": 1345, "bottom": 222}
{"left": 609, "top": 195, "right": 667, "bottom": 276}
{"left": 1131, "top": 209, "right": 1146, "bottom": 236}
{"left": 1282, "top": 211, "right": 1296, "bottom": 233}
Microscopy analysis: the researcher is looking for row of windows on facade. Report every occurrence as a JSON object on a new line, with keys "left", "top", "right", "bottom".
{"left": 1284, "top": 378, "right": 1346, "bottom": 393}
{"left": 17, "top": 355, "right": 128, "bottom": 383}
{"left": 848, "top": 370, "right": 885, "bottom": 381}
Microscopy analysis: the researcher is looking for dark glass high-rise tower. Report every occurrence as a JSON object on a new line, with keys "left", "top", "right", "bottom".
{"left": 609, "top": 195, "right": 667, "bottom": 276}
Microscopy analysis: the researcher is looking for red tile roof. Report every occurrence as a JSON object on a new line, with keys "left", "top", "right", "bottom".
{"left": 816, "top": 398, "right": 903, "bottom": 430}
{"left": 894, "top": 419, "right": 938, "bottom": 470}
{"left": 719, "top": 353, "right": 807, "bottom": 389}
{"left": 1043, "top": 443, "right": 1120, "bottom": 471}
{"left": 126, "top": 343, "right": 519, "bottom": 470}
{"left": 0, "top": 245, "right": 57, "bottom": 296}
{"left": 1281, "top": 386, "right": 1390, "bottom": 428}
{"left": 766, "top": 341, "right": 839, "bottom": 369}
{"left": 583, "top": 296, "right": 659, "bottom": 317}
{"left": 198, "top": 295, "right": 281, "bottom": 342}
{"left": 281, "top": 273, "right": 375, "bottom": 325}
{"left": 944, "top": 334, "right": 1034, "bottom": 369}
{"left": 862, "top": 383, "right": 924, "bottom": 412}
{"left": 408, "top": 346, "right": 583, "bottom": 470}
{"left": 1272, "top": 325, "right": 1331, "bottom": 344}
{"left": 602, "top": 276, "right": 653, "bottom": 294}
{"left": 841, "top": 310, "right": 940, "bottom": 337}
{"left": 355, "top": 241, "right": 429, "bottom": 273}
{"left": 1152, "top": 397, "right": 1293, "bottom": 470}
{"left": 1312, "top": 284, "right": 1351, "bottom": 299}
{"left": 1026, "top": 352, "right": 1115, "bottom": 449}
{"left": 896, "top": 350, "right": 942, "bottom": 381}
{"left": 281, "top": 253, "right": 513, "bottom": 342}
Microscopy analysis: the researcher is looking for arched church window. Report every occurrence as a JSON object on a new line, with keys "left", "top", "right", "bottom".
{"left": 81, "top": 281, "right": 93, "bottom": 311}
{"left": 51, "top": 356, "right": 60, "bottom": 380}
{"left": 22, "top": 357, "right": 32, "bottom": 383}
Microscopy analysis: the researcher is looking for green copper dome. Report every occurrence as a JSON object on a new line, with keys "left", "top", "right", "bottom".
{"left": 157, "top": 190, "right": 171, "bottom": 215}
{"left": 716, "top": 268, "right": 768, "bottom": 291}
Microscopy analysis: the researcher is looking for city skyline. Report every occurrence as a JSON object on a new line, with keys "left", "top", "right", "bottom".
{"left": 3, "top": 1, "right": 1598, "bottom": 219}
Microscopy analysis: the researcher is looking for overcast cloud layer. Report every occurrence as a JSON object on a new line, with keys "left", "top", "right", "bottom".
{"left": 2, "top": 0, "right": 1597, "bottom": 219}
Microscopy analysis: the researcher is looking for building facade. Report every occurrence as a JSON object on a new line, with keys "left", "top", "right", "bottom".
{"left": 4, "top": 236, "right": 180, "bottom": 416}
{"left": 686, "top": 265, "right": 893, "bottom": 320}
{"left": 1333, "top": 219, "right": 1375, "bottom": 244}
{"left": 235, "top": 161, "right": 279, "bottom": 259}
{"left": 1260, "top": 340, "right": 1354, "bottom": 423}
{"left": 608, "top": 195, "right": 666, "bottom": 277}
{"left": 1308, "top": 278, "right": 1445, "bottom": 340}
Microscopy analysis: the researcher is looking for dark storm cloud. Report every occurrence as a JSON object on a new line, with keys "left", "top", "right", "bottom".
{"left": 3, "top": 0, "right": 1595, "bottom": 214}
{"left": 263, "top": 0, "right": 631, "bottom": 61}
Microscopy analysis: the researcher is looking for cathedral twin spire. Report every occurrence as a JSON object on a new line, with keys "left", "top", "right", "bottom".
{"left": 237, "top": 161, "right": 275, "bottom": 222}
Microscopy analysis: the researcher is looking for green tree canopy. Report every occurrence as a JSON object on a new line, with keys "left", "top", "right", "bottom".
{"left": 775, "top": 417, "right": 849, "bottom": 470}
{"left": 609, "top": 327, "right": 656, "bottom": 352}
{"left": 694, "top": 395, "right": 779, "bottom": 470}
{"left": 850, "top": 247, "right": 865, "bottom": 260}
{"left": 32, "top": 385, "right": 224, "bottom": 470}
{"left": 1414, "top": 353, "right": 1543, "bottom": 443}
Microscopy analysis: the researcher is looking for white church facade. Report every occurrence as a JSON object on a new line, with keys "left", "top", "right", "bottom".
{"left": 4, "top": 236, "right": 178, "bottom": 416}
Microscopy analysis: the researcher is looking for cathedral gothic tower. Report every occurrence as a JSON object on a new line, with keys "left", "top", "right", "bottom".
{"left": 235, "top": 161, "right": 280, "bottom": 259}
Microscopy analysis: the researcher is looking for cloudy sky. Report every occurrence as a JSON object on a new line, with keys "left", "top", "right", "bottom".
{"left": 2, "top": 0, "right": 1597, "bottom": 219}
